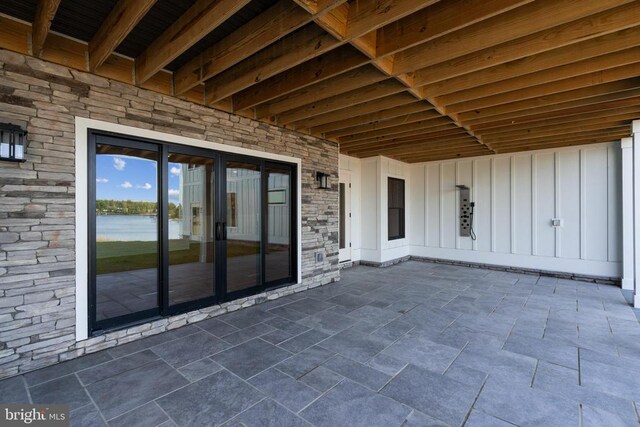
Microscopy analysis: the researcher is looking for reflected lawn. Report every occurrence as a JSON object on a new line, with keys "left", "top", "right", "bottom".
{"left": 96, "top": 240, "right": 259, "bottom": 274}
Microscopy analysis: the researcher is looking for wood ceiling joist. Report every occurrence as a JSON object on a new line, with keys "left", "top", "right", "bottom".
{"left": 338, "top": 117, "right": 454, "bottom": 144}
{"left": 32, "top": 0, "right": 61, "bottom": 57}
{"left": 495, "top": 133, "right": 632, "bottom": 153}
{"left": 255, "top": 65, "right": 388, "bottom": 119}
{"left": 464, "top": 88, "right": 640, "bottom": 129}
{"left": 292, "top": 92, "right": 419, "bottom": 129}
{"left": 476, "top": 106, "right": 640, "bottom": 136}
{"left": 345, "top": 137, "right": 482, "bottom": 157}
{"left": 393, "top": 0, "right": 633, "bottom": 76}
{"left": 458, "top": 78, "right": 640, "bottom": 124}
{"left": 232, "top": 45, "right": 368, "bottom": 111}
{"left": 376, "top": 0, "right": 533, "bottom": 58}
{"left": 341, "top": 127, "right": 469, "bottom": 150}
{"left": 205, "top": 23, "right": 340, "bottom": 105}
{"left": 447, "top": 62, "right": 640, "bottom": 114}
{"left": 436, "top": 48, "right": 640, "bottom": 107}
{"left": 471, "top": 95, "right": 640, "bottom": 132}
{"left": 422, "top": 26, "right": 640, "bottom": 98}
{"left": 309, "top": 101, "right": 428, "bottom": 135}
{"left": 326, "top": 109, "right": 442, "bottom": 139}
{"left": 89, "top": 0, "right": 157, "bottom": 71}
{"left": 487, "top": 122, "right": 631, "bottom": 148}
{"left": 174, "top": 0, "right": 312, "bottom": 96}
{"left": 410, "top": 1, "right": 640, "bottom": 87}
{"left": 395, "top": 149, "right": 493, "bottom": 162}
{"left": 378, "top": 143, "right": 490, "bottom": 158}
{"left": 276, "top": 79, "right": 406, "bottom": 124}
{"left": 136, "top": 0, "right": 251, "bottom": 85}
{"left": 481, "top": 117, "right": 638, "bottom": 146}
{"left": 345, "top": 0, "right": 439, "bottom": 39}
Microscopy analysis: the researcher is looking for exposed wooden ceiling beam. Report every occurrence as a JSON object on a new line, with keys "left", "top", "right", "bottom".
{"left": 394, "top": 149, "right": 493, "bottom": 163}
{"left": 494, "top": 133, "right": 631, "bottom": 153}
{"left": 341, "top": 127, "right": 468, "bottom": 150}
{"left": 32, "top": 0, "right": 61, "bottom": 57}
{"left": 174, "top": 0, "right": 311, "bottom": 95}
{"left": 422, "top": 26, "right": 640, "bottom": 98}
{"left": 292, "top": 93, "right": 418, "bottom": 129}
{"left": 394, "top": 0, "right": 632, "bottom": 75}
{"left": 89, "top": 0, "right": 156, "bottom": 71}
{"left": 471, "top": 96, "right": 640, "bottom": 132}
{"left": 326, "top": 109, "right": 441, "bottom": 139}
{"left": 436, "top": 48, "right": 640, "bottom": 107}
{"left": 344, "top": 136, "right": 481, "bottom": 156}
{"left": 232, "top": 45, "right": 368, "bottom": 111}
{"left": 485, "top": 123, "right": 631, "bottom": 146}
{"left": 447, "top": 62, "right": 640, "bottom": 114}
{"left": 338, "top": 117, "right": 454, "bottom": 144}
{"left": 376, "top": 0, "right": 533, "bottom": 57}
{"left": 490, "top": 130, "right": 631, "bottom": 151}
{"left": 344, "top": 0, "right": 439, "bottom": 40}
{"left": 310, "top": 101, "right": 428, "bottom": 135}
{"left": 136, "top": 0, "right": 251, "bottom": 85}
{"left": 411, "top": 1, "right": 640, "bottom": 86}
{"left": 458, "top": 78, "right": 640, "bottom": 124}
{"left": 464, "top": 87, "right": 640, "bottom": 128}
{"left": 277, "top": 79, "right": 406, "bottom": 124}
{"left": 205, "top": 24, "right": 339, "bottom": 105}
{"left": 481, "top": 114, "right": 640, "bottom": 143}
{"left": 255, "top": 65, "right": 387, "bottom": 119}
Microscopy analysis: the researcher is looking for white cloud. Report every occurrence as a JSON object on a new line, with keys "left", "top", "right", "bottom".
{"left": 168, "top": 188, "right": 180, "bottom": 197}
{"left": 120, "top": 181, "right": 133, "bottom": 189}
{"left": 113, "top": 157, "right": 126, "bottom": 171}
{"left": 137, "top": 183, "right": 152, "bottom": 190}
{"left": 96, "top": 178, "right": 109, "bottom": 183}
{"left": 170, "top": 166, "right": 181, "bottom": 176}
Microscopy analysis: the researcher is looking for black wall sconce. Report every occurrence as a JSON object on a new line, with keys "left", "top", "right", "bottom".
{"left": 316, "top": 172, "right": 330, "bottom": 189}
{"left": 0, "top": 123, "right": 27, "bottom": 162}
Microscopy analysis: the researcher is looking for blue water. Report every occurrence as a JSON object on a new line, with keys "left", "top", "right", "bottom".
{"left": 96, "top": 215, "right": 182, "bottom": 241}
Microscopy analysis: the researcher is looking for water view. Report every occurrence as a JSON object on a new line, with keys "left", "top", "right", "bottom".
{"left": 97, "top": 215, "right": 182, "bottom": 241}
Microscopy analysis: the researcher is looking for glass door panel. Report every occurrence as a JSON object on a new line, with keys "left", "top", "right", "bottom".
{"left": 225, "top": 161, "right": 261, "bottom": 294}
{"left": 265, "top": 164, "right": 293, "bottom": 284}
{"left": 94, "top": 142, "right": 160, "bottom": 323}
{"left": 167, "top": 152, "right": 216, "bottom": 306}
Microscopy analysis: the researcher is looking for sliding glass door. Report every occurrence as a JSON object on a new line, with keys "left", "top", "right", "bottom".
{"left": 90, "top": 136, "right": 161, "bottom": 329}
{"left": 166, "top": 147, "right": 217, "bottom": 310}
{"left": 89, "top": 131, "right": 297, "bottom": 334}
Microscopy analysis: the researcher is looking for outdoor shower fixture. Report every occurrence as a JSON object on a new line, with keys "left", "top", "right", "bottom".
{"left": 456, "top": 185, "right": 477, "bottom": 240}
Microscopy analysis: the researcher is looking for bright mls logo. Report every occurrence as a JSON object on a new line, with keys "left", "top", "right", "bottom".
{"left": 1, "top": 405, "right": 69, "bottom": 426}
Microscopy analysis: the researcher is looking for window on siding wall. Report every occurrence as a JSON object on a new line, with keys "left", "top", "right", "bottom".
{"left": 388, "top": 177, "right": 405, "bottom": 240}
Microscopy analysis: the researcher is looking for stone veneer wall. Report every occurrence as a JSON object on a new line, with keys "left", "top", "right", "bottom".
{"left": 0, "top": 49, "right": 340, "bottom": 379}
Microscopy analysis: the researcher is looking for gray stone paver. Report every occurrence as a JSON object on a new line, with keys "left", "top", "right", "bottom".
{"left": 1, "top": 261, "right": 639, "bottom": 426}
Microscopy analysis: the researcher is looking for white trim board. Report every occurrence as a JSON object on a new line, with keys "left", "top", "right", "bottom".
{"left": 75, "top": 117, "right": 303, "bottom": 341}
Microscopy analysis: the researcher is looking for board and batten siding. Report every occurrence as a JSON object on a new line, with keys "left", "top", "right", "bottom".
{"left": 409, "top": 142, "right": 622, "bottom": 278}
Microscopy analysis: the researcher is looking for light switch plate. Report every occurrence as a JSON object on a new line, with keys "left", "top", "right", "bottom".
{"left": 551, "top": 218, "right": 563, "bottom": 227}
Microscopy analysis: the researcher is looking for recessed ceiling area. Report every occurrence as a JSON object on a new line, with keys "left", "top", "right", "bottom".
{"left": 0, "top": 0, "right": 637, "bottom": 162}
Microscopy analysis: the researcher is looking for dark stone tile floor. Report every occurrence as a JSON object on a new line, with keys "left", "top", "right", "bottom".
{"left": 2, "top": 261, "right": 640, "bottom": 426}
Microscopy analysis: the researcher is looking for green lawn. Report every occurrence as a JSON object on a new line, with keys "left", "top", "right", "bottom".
{"left": 96, "top": 240, "right": 258, "bottom": 274}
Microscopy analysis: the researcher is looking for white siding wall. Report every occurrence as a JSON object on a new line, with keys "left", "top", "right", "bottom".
{"left": 408, "top": 142, "right": 622, "bottom": 277}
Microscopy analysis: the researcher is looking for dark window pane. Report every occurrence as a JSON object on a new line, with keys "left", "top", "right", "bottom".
{"left": 167, "top": 153, "right": 215, "bottom": 306}
{"left": 95, "top": 144, "right": 159, "bottom": 321}
{"left": 388, "top": 178, "right": 405, "bottom": 240}
{"left": 265, "top": 165, "right": 292, "bottom": 284}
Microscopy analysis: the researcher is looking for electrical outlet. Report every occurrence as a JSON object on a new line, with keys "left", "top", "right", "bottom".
{"left": 315, "top": 252, "right": 324, "bottom": 263}
{"left": 551, "top": 218, "right": 563, "bottom": 227}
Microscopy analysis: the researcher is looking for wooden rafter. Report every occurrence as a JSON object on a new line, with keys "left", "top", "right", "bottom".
{"left": 136, "top": 0, "right": 251, "bottom": 85}
{"left": 89, "top": 0, "right": 156, "bottom": 71}
{"left": 32, "top": 0, "right": 61, "bottom": 57}
{"left": 233, "top": 45, "right": 368, "bottom": 111}
{"left": 174, "top": 0, "right": 311, "bottom": 95}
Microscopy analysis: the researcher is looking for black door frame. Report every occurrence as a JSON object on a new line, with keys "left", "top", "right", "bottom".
{"left": 88, "top": 130, "right": 298, "bottom": 335}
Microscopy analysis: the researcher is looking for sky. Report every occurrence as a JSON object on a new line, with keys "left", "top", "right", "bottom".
{"left": 96, "top": 154, "right": 182, "bottom": 202}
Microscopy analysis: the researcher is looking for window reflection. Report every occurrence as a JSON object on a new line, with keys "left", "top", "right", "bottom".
{"left": 167, "top": 154, "right": 215, "bottom": 305}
